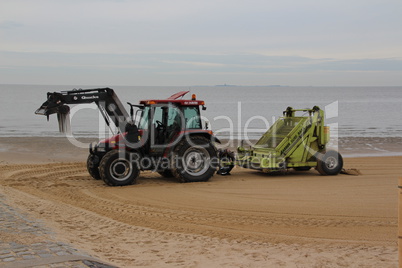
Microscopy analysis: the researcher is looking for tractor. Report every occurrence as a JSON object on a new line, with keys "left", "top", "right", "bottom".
{"left": 36, "top": 88, "right": 220, "bottom": 186}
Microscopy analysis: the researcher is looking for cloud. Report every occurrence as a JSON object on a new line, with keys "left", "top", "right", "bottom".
{"left": 1, "top": 0, "right": 401, "bottom": 58}
{"left": 0, "top": 20, "right": 23, "bottom": 29}
{"left": 0, "top": 0, "right": 401, "bottom": 85}
{"left": 0, "top": 50, "right": 401, "bottom": 86}
{"left": 161, "top": 60, "right": 226, "bottom": 68}
{"left": 2, "top": 50, "right": 402, "bottom": 72}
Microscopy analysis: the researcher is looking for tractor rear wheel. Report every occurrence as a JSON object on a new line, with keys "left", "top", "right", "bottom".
{"left": 87, "top": 154, "right": 101, "bottom": 180}
{"left": 172, "top": 136, "right": 218, "bottom": 183}
{"left": 316, "top": 150, "right": 343, "bottom": 175}
{"left": 99, "top": 150, "right": 139, "bottom": 186}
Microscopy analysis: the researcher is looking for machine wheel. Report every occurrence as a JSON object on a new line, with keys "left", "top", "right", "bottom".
{"left": 158, "top": 169, "right": 174, "bottom": 178}
{"left": 87, "top": 154, "right": 101, "bottom": 180}
{"left": 316, "top": 150, "right": 343, "bottom": 176}
{"left": 99, "top": 150, "right": 139, "bottom": 186}
{"left": 172, "top": 136, "right": 218, "bottom": 183}
{"left": 294, "top": 167, "right": 312, "bottom": 171}
{"left": 217, "top": 149, "right": 235, "bottom": 175}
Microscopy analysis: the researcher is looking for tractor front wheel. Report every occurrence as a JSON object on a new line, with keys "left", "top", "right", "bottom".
{"left": 87, "top": 154, "right": 101, "bottom": 180}
{"left": 99, "top": 150, "right": 139, "bottom": 186}
{"left": 316, "top": 150, "right": 343, "bottom": 175}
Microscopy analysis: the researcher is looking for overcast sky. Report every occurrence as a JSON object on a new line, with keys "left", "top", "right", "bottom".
{"left": 1, "top": 0, "right": 401, "bottom": 86}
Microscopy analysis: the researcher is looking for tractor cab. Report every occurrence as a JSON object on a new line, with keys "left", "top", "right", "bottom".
{"left": 95, "top": 91, "right": 215, "bottom": 157}
{"left": 135, "top": 91, "right": 206, "bottom": 154}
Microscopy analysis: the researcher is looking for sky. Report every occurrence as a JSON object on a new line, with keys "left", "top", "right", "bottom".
{"left": 1, "top": 0, "right": 402, "bottom": 86}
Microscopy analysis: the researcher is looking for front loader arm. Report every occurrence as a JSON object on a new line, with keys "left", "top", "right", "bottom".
{"left": 35, "top": 87, "right": 132, "bottom": 134}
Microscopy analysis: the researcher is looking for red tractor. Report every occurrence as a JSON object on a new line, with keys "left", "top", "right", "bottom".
{"left": 36, "top": 88, "right": 220, "bottom": 186}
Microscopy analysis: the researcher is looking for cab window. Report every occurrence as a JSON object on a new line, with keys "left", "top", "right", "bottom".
{"left": 167, "top": 106, "right": 181, "bottom": 128}
{"left": 152, "top": 106, "right": 164, "bottom": 125}
{"left": 183, "top": 107, "right": 201, "bottom": 129}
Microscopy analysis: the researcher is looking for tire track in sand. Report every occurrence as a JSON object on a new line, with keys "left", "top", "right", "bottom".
{"left": 0, "top": 163, "right": 396, "bottom": 245}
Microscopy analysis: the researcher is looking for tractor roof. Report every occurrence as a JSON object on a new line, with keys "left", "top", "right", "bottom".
{"left": 139, "top": 91, "right": 205, "bottom": 106}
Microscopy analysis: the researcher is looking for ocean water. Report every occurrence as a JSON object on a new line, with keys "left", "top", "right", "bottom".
{"left": 0, "top": 84, "right": 401, "bottom": 139}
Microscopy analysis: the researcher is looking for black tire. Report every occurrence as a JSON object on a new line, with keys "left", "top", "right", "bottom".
{"left": 316, "top": 150, "right": 343, "bottom": 176}
{"left": 87, "top": 154, "right": 101, "bottom": 180}
{"left": 99, "top": 150, "right": 139, "bottom": 186}
{"left": 294, "top": 166, "right": 312, "bottom": 171}
{"left": 158, "top": 169, "right": 174, "bottom": 178}
{"left": 217, "top": 149, "right": 235, "bottom": 175}
{"left": 171, "top": 136, "right": 218, "bottom": 183}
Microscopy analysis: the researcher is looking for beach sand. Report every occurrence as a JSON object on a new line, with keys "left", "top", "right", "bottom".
{"left": 0, "top": 136, "right": 400, "bottom": 267}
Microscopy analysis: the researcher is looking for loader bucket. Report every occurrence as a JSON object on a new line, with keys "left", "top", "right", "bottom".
{"left": 35, "top": 94, "right": 71, "bottom": 133}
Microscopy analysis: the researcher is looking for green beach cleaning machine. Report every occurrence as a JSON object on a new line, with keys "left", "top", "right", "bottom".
{"left": 219, "top": 106, "right": 343, "bottom": 176}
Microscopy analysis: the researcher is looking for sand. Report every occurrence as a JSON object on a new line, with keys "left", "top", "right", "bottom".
{"left": 0, "top": 136, "right": 400, "bottom": 267}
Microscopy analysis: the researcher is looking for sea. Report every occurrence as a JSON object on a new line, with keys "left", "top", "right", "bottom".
{"left": 0, "top": 84, "right": 401, "bottom": 140}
